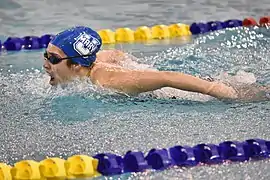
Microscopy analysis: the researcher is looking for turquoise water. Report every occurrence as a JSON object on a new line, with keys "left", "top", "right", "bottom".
{"left": 0, "top": 0, "right": 270, "bottom": 179}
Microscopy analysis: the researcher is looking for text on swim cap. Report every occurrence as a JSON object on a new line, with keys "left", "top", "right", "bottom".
{"left": 73, "top": 32, "right": 100, "bottom": 57}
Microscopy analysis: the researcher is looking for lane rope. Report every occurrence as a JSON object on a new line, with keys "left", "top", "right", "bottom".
{"left": 0, "top": 138, "right": 269, "bottom": 179}
{"left": 0, "top": 16, "right": 269, "bottom": 52}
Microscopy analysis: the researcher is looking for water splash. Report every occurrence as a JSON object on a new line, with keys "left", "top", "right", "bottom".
{"left": 143, "top": 27, "right": 269, "bottom": 82}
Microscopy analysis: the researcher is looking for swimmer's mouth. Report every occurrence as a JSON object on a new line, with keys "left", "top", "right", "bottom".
{"left": 49, "top": 75, "right": 56, "bottom": 85}
{"left": 50, "top": 74, "right": 55, "bottom": 80}
{"left": 47, "top": 72, "right": 56, "bottom": 85}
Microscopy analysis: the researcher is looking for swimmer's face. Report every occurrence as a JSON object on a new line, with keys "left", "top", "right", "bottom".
{"left": 43, "top": 44, "right": 77, "bottom": 86}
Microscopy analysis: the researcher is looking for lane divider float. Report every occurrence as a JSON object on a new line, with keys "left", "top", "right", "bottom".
{"left": 0, "top": 138, "right": 269, "bottom": 179}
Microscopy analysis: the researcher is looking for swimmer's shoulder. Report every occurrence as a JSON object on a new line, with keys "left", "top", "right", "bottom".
{"left": 89, "top": 62, "right": 123, "bottom": 84}
{"left": 96, "top": 49, "right": 126, "bottom": 64}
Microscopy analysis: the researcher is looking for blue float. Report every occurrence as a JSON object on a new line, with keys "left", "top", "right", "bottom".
{"left": 244, "top": 139, "right": 270, "bottom": 159}
{"left": 22, "top": 36, "right": 41, "bottom": 49}
{"left": 169, "top": 145, "right": 198, "bottom": 166}
{"left": 123, "top": 151, "right": 149, "bottom": 172}
{"left": 93, "top": 153, "right": 123, "bottom": 175}
{"left": 145, "top": 148, "right": 173, "bottom": 170}
{"left": 3, "top": 37, "right": 23, "bottom": 51}
{"left": 223, "top": 19, "right": 243, "bottom": 28}
{"left": 193, "top": 143, "right": 223, "bottom": 164}
{"left": 219, "top": 141, "right": 248, "bottom": 162}
{"left": 207, "top": 21, "right": 225, "bottom": 31}
{"left": 190, "top": 22, "right": 210, "bottom": 35}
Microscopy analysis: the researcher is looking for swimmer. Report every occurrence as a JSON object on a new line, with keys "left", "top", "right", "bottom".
{"left": 43, "top": 26, "right": 270, "bottom": 102}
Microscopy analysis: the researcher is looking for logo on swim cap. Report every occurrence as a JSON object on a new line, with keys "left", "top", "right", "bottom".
{"left": 73, "top": 32, "right": 101, "bottom": 58}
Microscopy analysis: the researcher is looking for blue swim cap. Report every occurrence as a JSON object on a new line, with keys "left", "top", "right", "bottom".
{"left": 50, "top": 26, "right": 102, "bottom": 66}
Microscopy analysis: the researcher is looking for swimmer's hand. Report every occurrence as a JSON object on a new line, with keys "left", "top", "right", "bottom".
{"left": 230, "top": 84, "right": 270, "bottom": 102}
{"left": 207, "top": 82, "right": 238, "bottom": 100}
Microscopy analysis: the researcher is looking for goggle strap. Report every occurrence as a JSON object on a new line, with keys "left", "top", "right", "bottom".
{"left": 44, "top": 51, "right": 90, "bottom": 60}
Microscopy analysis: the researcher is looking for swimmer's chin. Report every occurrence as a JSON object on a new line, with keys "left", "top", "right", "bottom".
{"left": 49, "top": 79, "right": 61, "bottom": 86}
{"left": 49, "top": 79, "right": 74, "bottom": 87}
{"left": 49, "top": 79, "right": 57, "bottom": 86}
{"left": 48, "top": 77, "right": 67, "bottom": 86}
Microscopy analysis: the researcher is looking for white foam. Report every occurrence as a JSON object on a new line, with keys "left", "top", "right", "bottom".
{"left": 214, "top": 70, "right": 257, "bottom": 85}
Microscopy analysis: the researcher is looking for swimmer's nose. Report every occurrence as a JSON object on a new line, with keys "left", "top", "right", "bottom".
{"left": 43, "top": 59, "right": 51, "bottom": 70}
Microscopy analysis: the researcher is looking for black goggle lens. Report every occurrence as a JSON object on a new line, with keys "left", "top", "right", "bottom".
{"left": 44, "top": 52, "right": 63, "bottom": 64}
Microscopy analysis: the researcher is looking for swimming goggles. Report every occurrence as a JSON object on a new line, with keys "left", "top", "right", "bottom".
{"left": 43, "top": 51, "right": 90, "bottom": 65}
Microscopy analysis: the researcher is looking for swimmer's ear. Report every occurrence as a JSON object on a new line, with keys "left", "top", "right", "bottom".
{"left": 72, "top": 64, "right": 81, "bottom": 72}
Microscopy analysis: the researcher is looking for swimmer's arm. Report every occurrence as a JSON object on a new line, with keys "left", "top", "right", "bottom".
{"left": 92, "top": 66, "right": 238, "bottom": 99}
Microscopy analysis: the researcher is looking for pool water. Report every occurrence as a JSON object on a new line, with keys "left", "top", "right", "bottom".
{"left": 0, "top": 0, "right": 270, "bottom": 179}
